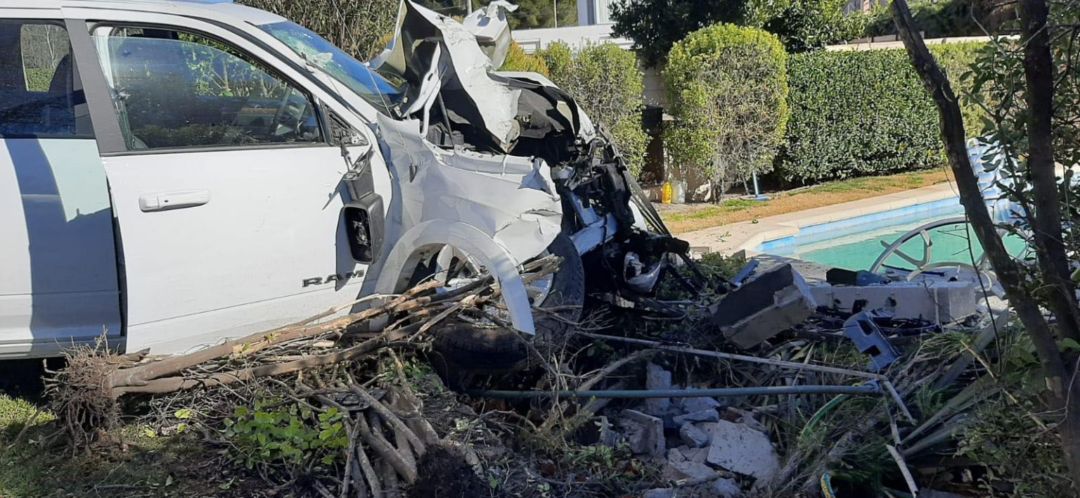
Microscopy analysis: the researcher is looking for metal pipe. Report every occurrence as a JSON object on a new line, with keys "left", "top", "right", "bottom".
{"left": 467, "top": 384, "right": 881, "bottom": 400}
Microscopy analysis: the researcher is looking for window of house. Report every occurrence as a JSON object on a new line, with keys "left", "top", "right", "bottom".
{"left": 92, "top": 26, "right": 322, "bottom": 150}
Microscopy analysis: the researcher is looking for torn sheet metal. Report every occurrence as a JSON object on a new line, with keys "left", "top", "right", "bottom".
{"left": 378, "top": 1, "right": 521, "bottom": 151}
{"left": 371, "top": 115, "right": 562, "bottom": 334}
{"left": 462, "top": 1, "right": 517, "bottom": 68}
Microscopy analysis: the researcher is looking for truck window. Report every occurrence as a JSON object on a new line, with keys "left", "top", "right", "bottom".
{"left": 0, "top": 21, "right": 91, "bottom": 138}
{"left": 92, "top": 26, "right": 323, "bottom": 151}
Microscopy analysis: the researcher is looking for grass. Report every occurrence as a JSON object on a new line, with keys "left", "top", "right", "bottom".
{"left": 0, "top": 393, "right": 238, "bottom": 497}
{"left": 660, "top": 169, "right": 954, "bottom": 234}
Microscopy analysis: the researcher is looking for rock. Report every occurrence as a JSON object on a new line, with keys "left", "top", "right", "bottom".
{"left": 677, "top": 396, "right": 722, "bottom": 413}
{"left": 679, "top": 446, "right": 708, "bottom": 464}
{"left": 642, "top": 488, "right": 675, "bottom": 498}
{"left": 645, "top": 363, "right": 673, "bottom": 415}
{"left": 596, "top": 416, "right": 618, "bottom": 447}
{"left": 679, "top": 422, "right": 710, "bottom": 448}
{"left": 673, "top": 409, "right": 720, "bottom": 425}
{"left": 712, "top": 477, "right": 742, "bottom": 497}
{"left": 708, "top": 263, "right": 817, "bottom": 348}
{"left": 723, "top": 407, "right": 768, "bottom": 433}
{"left": 663, "top": 460, "right": 717, "bottom": 481}
{"left": 667, "top": 447, "right": 686, "bottom": 464}
{"left": 704, "top": 420, "right": 780, "bottom": 483}
{"left": 620, "top": 409, "right": 665, "bottom": 456}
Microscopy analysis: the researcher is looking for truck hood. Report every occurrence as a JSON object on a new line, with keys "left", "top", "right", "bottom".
{"left": 373, "top": 1, "right": 522, "bottom": 152}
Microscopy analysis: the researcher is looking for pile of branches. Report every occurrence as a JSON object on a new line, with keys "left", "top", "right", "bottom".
{"left": 45, "top": 257, "right": 560, "bottom": 495}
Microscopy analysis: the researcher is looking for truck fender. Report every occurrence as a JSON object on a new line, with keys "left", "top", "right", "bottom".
{"left": 367, "top": 220, "right": 536, "bottom": 334}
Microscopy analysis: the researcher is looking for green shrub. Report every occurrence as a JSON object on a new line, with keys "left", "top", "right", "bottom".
{"left": 777, "top": 42, "right": 984, "bottom": 183}
{"left": 664, "top": 24, "right": 789, "bottom": 193}
{"left": 223, "top": 401, "right": 349, "bottom": 472}
{"left": 539, "top": 42, "right": 648, "bottom": 178}
{"left": 238, "top": 0, "right": 397, "bottom": 59}
{"left": 499, "top": 42, "right": 550, "bottom": 77}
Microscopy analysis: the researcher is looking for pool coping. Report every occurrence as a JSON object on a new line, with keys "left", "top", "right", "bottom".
{"left": 676, "top": 182, "right": 961, "bottom": 255}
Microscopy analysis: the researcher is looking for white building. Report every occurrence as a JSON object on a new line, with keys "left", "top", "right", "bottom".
{"left": 577, "top": 0, "right": 617, "bottom": 25}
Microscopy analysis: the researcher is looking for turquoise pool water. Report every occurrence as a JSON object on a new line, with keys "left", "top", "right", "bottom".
{"left": 794, "top": 217, "right": 1028, "bottom": 271}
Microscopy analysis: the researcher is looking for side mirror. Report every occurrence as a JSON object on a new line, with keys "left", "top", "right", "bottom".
{"left": 401, "top": 43, "right": 442, "bottom": 137}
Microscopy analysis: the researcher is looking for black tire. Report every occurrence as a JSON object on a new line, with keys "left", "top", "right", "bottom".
{"left": 533, "top": 233, "right": 586, "bottom": 338}
{"left": 430, "top": 234, "right": 585, "bottom": 381}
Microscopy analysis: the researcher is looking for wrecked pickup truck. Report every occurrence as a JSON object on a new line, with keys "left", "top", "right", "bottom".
{"left": 0, "top": 0, "right": 689, "bottom": 357}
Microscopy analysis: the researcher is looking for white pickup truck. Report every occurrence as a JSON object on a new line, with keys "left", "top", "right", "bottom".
{"left": 0, "top": 0, "right": 686, "bottom": 358}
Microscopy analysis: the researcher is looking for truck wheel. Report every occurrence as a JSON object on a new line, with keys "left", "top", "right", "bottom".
{"left": 430, "top": 234, "right": 585, "bottom": 383}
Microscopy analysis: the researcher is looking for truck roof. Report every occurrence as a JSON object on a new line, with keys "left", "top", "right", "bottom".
{"left": 2, "top": 0, "right": 290, "bottom": 27}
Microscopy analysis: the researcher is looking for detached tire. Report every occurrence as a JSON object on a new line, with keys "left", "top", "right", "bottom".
{"left": 431, "top": 234, "right": 585, "bottom": 381}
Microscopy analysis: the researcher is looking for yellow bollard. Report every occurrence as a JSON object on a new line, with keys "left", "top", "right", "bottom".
{"left": 661, "top": 181, "right": 673, "bottom": 204}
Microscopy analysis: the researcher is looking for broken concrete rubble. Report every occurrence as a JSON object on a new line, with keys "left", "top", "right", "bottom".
{"left": 676, "top": 396, "right": 723, "bottom": 414}
{"left": 663, "top": 459, "right": 718, "bottom": 481}
{"left": 678, "top": 422, "right": 710, "bottom": 448}
{"left": 712, "top": 478, "right": 743, "bottom": 497}
{"left": 619, "top": 409, "right": 666, "bottom": 456}
{"left": 703, "top": 420, "right": 781, "bottom": 484}
{"left": 709, "top": 263, "right": 818, "bottom": 348}
{"left": 843, "top": 310, "right": 901, "bottom": 372}
{"left": 646, "top": 362, "right": 674, "bottom": 415}
{"left": 811, "top": 279, "right": 978, "bottom": 324}
{"left": 673, "top": 408, "right": 720, "bottom": 425}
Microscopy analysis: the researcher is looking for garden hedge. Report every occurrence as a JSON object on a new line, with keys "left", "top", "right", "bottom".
{"left": 664, "top": 24, "right": 789, "bottom": 191}
{"left": 777, "top": 42, "right": 984, "bottom": 183}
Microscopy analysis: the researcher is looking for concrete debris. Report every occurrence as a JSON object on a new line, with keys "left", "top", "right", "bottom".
{"left": 712, "top": 477, "right": 743, "bottom": 497}
{"left": 677, "top": 446, "right": 708, "bottom": 464}
{"left": 663, "top": 459, "right": 718, "bottom": 481}
{"left": 678, "top": 422, "right": 710, "bottom": 448}
{"left": 811, "top": 279, "right": 978, "bottom": 323}
{"left": 676, "top": 396, "right": 723, "bottom": 414}
{"left": 596, "top": 416, "right": 619, "bottom": 447}
{"left": 673, "top": 408, "right": 720, "bottom": 425}
{"left": 724, "top": 407, "right": 769, "bottom": 433}
{"left": 620, "top": 409, "right": 666, "bottom": 456}
{"left": 645, "top": 363, "right": 674, "bottom": 415}
{"left": 703, "top": 420, "right": 781, "bottom": 484}
{"left": 709, "top": 263, "right": 818, "bottom": 348}
{"left": 843, "top": 311, "right": 901, "bottom": 372}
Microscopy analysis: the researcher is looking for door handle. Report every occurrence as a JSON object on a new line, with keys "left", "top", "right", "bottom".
{"left": 139, "top": 190, "right": 210, "bottom": 212}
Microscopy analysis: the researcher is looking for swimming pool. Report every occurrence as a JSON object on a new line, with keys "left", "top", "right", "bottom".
{"left": 757, "top": 198, "right": 1026, "bottom": 272}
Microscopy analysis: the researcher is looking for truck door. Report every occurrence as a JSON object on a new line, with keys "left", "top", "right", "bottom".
{"left": 80, "top": 20, "right": 381, "bottom": 355}
{"left": 0, "top": 14, "right": 121, "bottom": 357}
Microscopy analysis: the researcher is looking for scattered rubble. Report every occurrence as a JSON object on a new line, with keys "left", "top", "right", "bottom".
{"left": 703, "top": 419, "right": 781, "bottom": 483}
{"left": 709, "top": 263, "right": 818, "bottom": 348}
{"left": 39, "top": 248, "right": 1019, "bottom": 497}
{"left": 620, "top": 409, "right": 666, "bottom": 456}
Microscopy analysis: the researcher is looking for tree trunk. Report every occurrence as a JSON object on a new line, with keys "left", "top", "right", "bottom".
{"left": 891, "top": 0, "right": 1080, "bottom": 489}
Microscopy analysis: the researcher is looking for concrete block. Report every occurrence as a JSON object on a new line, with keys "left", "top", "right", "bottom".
{"left": 645, "top": 363, "right": 673, "bottom": 415}
{"left": 673, "top": 408, "right": 720, "bottom": 425}
{"left": 710, "top": 264, "right": 817, "bottom": 348}
{"left": 678, "top": 422, "right": 710, "bottom": 448}
{"left": 705, "top": 420, "right": 780, "bottom": 483}
{"left": 677, "top": 396, "right": 722, "bottom": 413}
{"left": 810, "top": 280, "right": 978, "bottom": 323}
{"left": 663, "top": 460, "right": 718, "bottom": 481}
{"left": 712, "top": 478, "right": 743, "bottom": 497}
{"left": 620, "top": 409, "right": 666, "bottom": 456}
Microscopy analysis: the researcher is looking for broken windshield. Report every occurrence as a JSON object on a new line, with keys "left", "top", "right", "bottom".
{"left": 259, "top": 21, "right": 405, "bottom": 116}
